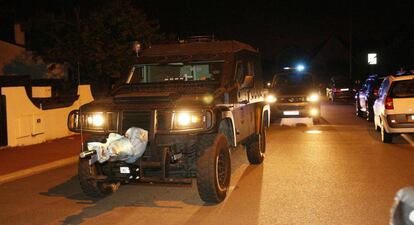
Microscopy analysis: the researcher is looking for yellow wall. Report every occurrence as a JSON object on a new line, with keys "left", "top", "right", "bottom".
{"left": 1, "top": 85, "right": 93, "bottom": 147}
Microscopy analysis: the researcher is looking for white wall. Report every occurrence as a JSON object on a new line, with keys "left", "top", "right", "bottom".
{"left": 1, "top": 85, "right": 93, "bottom": 147}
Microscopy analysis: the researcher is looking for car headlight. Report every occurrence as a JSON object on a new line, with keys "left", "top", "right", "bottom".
{"left": 307, "top": 93, "right": 319, "bottom": 102}
{"left": 82, "top": 112, "right": 106, "bottom": 130}
{"left": 173, "top": 111, "right": 205, "bottom": 129}
{"left": 87, "top": 113, "right": 105, "bottom": 127}
{"left": 265, "top": 94, "right": 277, "bottom": 103}
{"left": 309, "top": 108, "right": 319, "bottom": 116}
{"left": 68, "top": 111, "right": 118, "bottom": 132}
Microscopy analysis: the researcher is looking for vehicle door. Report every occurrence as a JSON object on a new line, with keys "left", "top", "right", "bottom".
{"left": 233, "top": 59, "right": 256, "bottom": 142}
{"left": 374, "top": 78, "right": 390, "bottom": 116}
{"left": 362, "top": 80, "right": 374, "bottom": 111}
{"left": 358, "top": 82, "right": 368, "bottom": 111}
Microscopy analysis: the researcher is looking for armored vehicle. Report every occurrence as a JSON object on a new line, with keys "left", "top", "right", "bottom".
{"left": 68, "top": 37, "right": 270, "bottom": 203}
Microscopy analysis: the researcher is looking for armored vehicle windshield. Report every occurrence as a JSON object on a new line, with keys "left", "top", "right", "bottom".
{"left": 126, "top": 61, "right": 224, "bottom": 84}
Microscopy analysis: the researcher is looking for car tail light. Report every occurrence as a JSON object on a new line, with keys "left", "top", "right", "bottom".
{"left": 385, "top": 97, "right": 394, "bottom": 110}
{"left": 373, "top": 88, "right": 379, "bottom": 96}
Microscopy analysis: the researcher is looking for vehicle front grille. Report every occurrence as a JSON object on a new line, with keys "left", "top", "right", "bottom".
{"left": 122, "top": 111, "right": 152, "bottom": 132}
{"left": 278, "top": 96, "right": 306, "bottom": 103}
{"left": 156, "top": 111, "right": 172, "bottom": 130}
{"left": 276, "top": 105, "right": 306, "bottom": 111}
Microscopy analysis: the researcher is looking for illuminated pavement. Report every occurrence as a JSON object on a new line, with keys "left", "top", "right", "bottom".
{"left": 1, "top": 101, "right": 414, "bottom": 225}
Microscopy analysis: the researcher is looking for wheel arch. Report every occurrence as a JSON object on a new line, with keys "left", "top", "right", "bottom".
{"left": 255, "top": 103, "right": 270, "bottom": 133}
{"left": 216, "top": 108, "right": 237, "bottom": 147}
{"left": 262, "top": 104, "right": 270, "bottom": 129}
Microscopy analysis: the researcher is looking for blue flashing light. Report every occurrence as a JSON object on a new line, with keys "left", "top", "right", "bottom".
{"left": 296, "top": 64, "right": 305, "bottom": 72}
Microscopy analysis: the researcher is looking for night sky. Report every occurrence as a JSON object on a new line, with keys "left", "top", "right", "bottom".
{"left": 135, "top": 0, "right": 414, "bottom": 79}
{"left": 137, "top": 1, "right": 412, "bottom": 52}
{"left": 1, "top": 0, "right": 414, "bottom": 79}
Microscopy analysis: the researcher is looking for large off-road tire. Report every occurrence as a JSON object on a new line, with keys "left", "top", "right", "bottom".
{"left": 196, "top": 134, "right": 231, "bottom": 203}
{"left": 78, "top": 159, "right": 120, "bottom": 197}
{"left": 381, "top": 126, "right": 393, "bottom": 143}
{"left": 246, "top": 124, "right": 266, "bottom": 164}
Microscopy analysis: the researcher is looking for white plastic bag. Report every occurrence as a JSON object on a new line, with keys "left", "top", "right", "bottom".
{"left": 87, "top": 127, "right": 148, "bottom": 163}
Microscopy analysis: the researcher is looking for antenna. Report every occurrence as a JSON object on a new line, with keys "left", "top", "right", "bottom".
{"left": 77, "top": 61, "right": 84, "bottom": 150}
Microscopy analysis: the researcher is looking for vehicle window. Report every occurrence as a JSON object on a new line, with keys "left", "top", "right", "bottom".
{"left": 274, "top": 72, "right": 313, "bottom": 88}
{"left": 366, "top": 80, "right": 374, "bottom": 91}
{"left": 374, "top": 79, "right": 384, "bottom": 88}
{"left": 378, "top": 79, "right": 389, "bottom": 98}
{"left": 235, "top": 61, "right": 246, "bottom": 84}
{"left": 389, "top": 79, "right": 414, "bottom": 98}
{"left": 335, "top": 80, "right": 353, "bottom": 88}
{"left": 128, "top": 66, "right": 144, "bottom": 83}
{"left": 361, "top": 83, "right": 368, "bottom": 92}
{"left": 247, "top": 61, "right": 255, "bottom": 76}
{"left": 127, "top": 61, "right": 223, "bottom": 84}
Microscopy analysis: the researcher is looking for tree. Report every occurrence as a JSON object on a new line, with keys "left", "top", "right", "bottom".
{"left": 21, "top": 0, "right": 162, "bottom": 95}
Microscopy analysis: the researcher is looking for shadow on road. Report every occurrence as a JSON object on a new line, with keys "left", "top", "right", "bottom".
{"left": 40, "top": 176, "right": 97, "bottom": 203}
{"left": 40, "top": 176, "right": 200, "bottom": 224}
{"left": 366, "top": 122, "right": 413, "bottom": 146}
{"left": 184, "top": 164, "right": 264, "bottom": 225}
{"left": 39, "top": 146, "right": 251, "bottom": 225}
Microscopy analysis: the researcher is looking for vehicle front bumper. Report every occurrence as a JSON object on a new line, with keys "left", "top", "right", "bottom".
{"left": 271, "top": 102, "right": 320, "bottom": 118}
{"left": 332, "top": 91, "right": 354, "bottom": 99}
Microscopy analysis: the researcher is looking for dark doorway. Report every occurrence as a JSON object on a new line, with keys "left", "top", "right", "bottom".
{"left": 0, "top": 95, "right": 7, "bottom": 146}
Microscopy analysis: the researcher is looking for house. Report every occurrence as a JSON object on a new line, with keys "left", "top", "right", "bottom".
{"left": 0, "top": 23, "right": 66, "bottom": 79}
{"left": 309, "top": 35, "right": 350, "bottom": 82}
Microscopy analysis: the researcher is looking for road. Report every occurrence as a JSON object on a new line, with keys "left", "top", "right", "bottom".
{"left": 1, "top": 101, "right": 414, "bottom": 225}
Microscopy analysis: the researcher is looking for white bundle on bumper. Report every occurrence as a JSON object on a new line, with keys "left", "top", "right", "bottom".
{"left": 87, "top": 127, "right": 148, "bottom": 163}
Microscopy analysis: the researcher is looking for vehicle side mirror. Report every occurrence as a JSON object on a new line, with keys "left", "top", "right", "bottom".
{"left": 241, "top": 75, "right": 254, "bottom": 89}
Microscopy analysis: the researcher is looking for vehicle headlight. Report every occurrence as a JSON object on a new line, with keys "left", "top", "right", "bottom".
{"left": 83, "top": 112, "right": 106, "bottom": 130}
{"left": 174, "top": 111, "right": 205, "bottom": 129}
{"left": 87, "top": 113, "right": 105, "bottom": 127}
{"left": 68, "top": 111, "right": 118, "bottom": 132}
{"left": 307, "top": 93, "right": 319, "bottom": 102}
{"left": 309, "top": 108, "right": 319, "bottom": 116}
{"left": 265, "top": 94, "right": 277, "bottom": 103}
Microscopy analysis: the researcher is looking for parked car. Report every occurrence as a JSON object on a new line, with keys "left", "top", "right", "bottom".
{"left": 67, "top": 38, "right": 270, "bottom": 203}
{"left": 355, "top": 74, "right": 384, "bottom": 121}
{"left": 373, "top": 73, "right": 414, "bottom": 143}
{"left": 266, "top": 71, "right": 321, "bottom": 123}
{"left": 326, "top": 76, "right": 355, "bottom": 102}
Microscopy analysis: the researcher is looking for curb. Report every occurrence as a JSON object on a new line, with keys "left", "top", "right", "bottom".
{"left": 0, "top": 156, "right": 78, "bottom": 185}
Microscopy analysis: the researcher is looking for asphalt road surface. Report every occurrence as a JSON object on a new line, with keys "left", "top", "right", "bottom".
{"left": 1, "top": 100, "right": 414, "bottom": 225}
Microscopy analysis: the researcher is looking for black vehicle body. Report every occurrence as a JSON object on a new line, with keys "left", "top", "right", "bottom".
{"left": 326, "top": 76, "right": 355, "bottom": 101}
{"left": 268, "top": 71, "right": 321, "bottom": 123}
{"left": 355, "top": 74, "right": 383, "bottom": 120}
{"left": 68, "top": 39, "right": 270, "bottom": 203}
